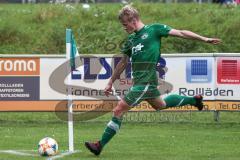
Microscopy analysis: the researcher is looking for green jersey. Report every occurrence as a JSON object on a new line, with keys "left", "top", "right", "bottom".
{"left": 121, "top": 23, "right": 171, "bottom": 85}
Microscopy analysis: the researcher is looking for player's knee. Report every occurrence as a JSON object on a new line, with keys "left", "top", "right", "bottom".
{"left": 113, "top": 101, "right": 128, "bottom": 117}
{"left": 113, "top": 107, "right": 122, "bottom": 117}
{"left": 162, "top": 100, "right": 167, "bottom": 107}
{"left": 151, "top": 100, "right": 166, "bottom": 111}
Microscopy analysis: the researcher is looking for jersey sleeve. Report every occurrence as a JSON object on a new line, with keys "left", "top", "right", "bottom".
{"left": 121, "top": 36, "right": 132, "bottom": 57}
{"left": 152, "top": 23, "right": 172, "bottom": 38}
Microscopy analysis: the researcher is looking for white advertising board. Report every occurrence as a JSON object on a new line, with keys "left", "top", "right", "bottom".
{"left": 0, "top": 54, "right": 240, "bottom": 111}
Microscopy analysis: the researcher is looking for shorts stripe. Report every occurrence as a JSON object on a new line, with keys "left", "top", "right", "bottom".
{"left": 131, "top": 83, "right": 150, "bottom": 106}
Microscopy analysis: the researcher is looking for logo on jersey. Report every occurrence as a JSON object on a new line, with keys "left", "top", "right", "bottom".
{"left": 141, "top": 33, "right": 148, "bottom": 40}
{"left": 132, "top": 43, "right": 144, "bottom": 55}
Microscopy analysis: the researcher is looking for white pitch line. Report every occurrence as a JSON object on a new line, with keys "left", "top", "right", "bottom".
{"left": 47, "top": 150, "right": 80, "bottom": 160}
{"left": 0, "top": 150, "right": 37, "bottom": 156}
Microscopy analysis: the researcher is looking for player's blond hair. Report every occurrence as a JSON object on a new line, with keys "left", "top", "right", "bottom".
{"left": 118, "top": 5, "right": 139, "bottom": 22}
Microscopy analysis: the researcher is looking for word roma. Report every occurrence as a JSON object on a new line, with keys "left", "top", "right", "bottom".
{"left": 0, "top": 59, "right": 36, "bottom": 72}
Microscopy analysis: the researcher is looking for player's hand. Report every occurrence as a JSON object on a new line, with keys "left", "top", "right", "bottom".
{"left": 104, "top": 83, "right": 113, "bottom": 97}
{"left": 205, "top": 38, "right": 221, "bottom": 45}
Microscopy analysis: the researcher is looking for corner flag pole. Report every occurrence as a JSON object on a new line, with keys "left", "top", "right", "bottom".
{"left": 66, "top": 29, "right": 74, "bottom": 152}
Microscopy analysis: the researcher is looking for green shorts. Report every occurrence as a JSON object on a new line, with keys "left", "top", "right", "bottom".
{"left": 123, "top": 84, "right": 160, "bottom": 106}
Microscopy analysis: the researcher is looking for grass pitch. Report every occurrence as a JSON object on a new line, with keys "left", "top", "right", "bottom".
{"left": 0, "top": 112, "right": 240, "bottom": 160}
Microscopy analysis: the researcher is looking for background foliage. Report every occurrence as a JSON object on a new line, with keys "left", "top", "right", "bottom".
{"left": 0, "top": 3, "right": 239, "bottom": 54}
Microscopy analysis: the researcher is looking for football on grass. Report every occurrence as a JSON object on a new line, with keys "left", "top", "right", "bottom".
{"left": 38, "top": 137, "right": 58, "bottom": 156}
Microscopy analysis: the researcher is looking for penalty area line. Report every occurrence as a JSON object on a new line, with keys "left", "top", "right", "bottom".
{"left": 47, "top": 150, "right": 81, "bottom": 160}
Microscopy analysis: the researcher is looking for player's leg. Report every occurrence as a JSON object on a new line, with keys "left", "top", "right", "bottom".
{"left": 146, "top": 97, "right": 166, "bottom": 110}
{"left": 164, "top": 94, "right": 203, "bottom": 110}
{"left": 99, "top": 99, "right": 129, "bottom": 147}
{"left": 85, "top": 99, "right": 130, "bottom": 156}
{"left": 146, "top": 94, "right": 203, "bottom": 111}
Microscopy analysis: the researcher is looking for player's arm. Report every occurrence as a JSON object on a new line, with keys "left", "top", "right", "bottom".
{"left": 104, "top": 54, "right": 129, "bottom": 96}
{"left": 168, "top": 29, "right": 221, "bottom": 45}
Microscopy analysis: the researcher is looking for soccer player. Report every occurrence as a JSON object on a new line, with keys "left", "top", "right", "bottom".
{"left": 85, "top": 5, "right": 221, "bottom": 156}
